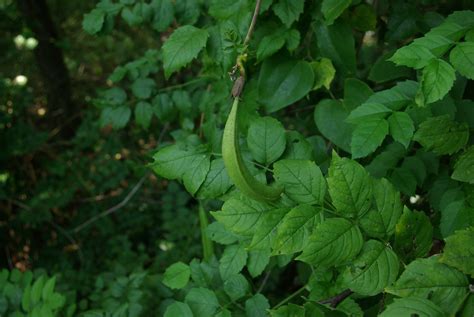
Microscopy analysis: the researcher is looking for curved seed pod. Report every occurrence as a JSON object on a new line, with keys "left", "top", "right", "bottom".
{"left": 222, "top": 97, "right": 283, "bottom": 202}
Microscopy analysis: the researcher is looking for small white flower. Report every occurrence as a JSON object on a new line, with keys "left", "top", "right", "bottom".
{"left": 25, "top": 38, "right": 38, "bottom": 49}
{"left": 13, "top": 75, "right": 28, "bottom": 86}
{"left": 13, "top": 35, "right": 25, "bottom": 48}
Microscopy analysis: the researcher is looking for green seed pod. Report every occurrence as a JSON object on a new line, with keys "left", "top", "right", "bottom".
{"left": 222, "top": 97, "right": 283, "bottom": 202}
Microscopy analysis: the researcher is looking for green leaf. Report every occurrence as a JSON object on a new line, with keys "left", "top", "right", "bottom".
{"left": 247, "top": 117, "right": 286, "bottom": 165}
{"left": 152, "top": 144, "right": 204, "bottom": 180}
{"left": 440, "top": 226, "right": 474, "bottom": 277}
{"left": 151, "top": 0, "right": 174, "bottom": 32}
{"left": 351, "top": 117, "right": 389, "bottom": 158}
{"left": 389, "top": 45, "right": 435, "bottom": 69}
{"left": 452, "top": 147, "right": 474, "bottom": 184}
{"left": 223, "top": 274, "right": 249, "bottom": 301}
{"left": 219, "top": 244, "right": 248, "bottom": 280}
{"left": 343, "top": 78, "right": 374, "bottom": 110}
{"left": 386, "top": 257, "right": 469, "bottom": 315}
{"left": 368, "top": 52, "right": 412, "bottom": 84}
{"left": 82, "top": 9, "right": 105, "bottom": 35}
{"left": 41, "top": 276, "right": 56, "bottom": 301}
{"left": 134, "top": 101, "right": 153, "bottom": 129}
{"left": 314, "top": 99, "right": 353, "bottom": 153}
{"left": 258, "top": 57, "right": 314, "bottom": 113}
{"left": 327, "top": 153, "right": 372, "bottom": 217}
{"left": 245, "top": 294, "right": 270, "bottom": 317}
{"left": 360, "top": 178, "right": 403, "bottom": 239}
{"left": 297, "top": 218, "right": 363, "bottom": 267}
{"left": 257, "top": 32, "right": 286, "bottom": 61}
{"left": 163, "top": 262, "right": 191, "bottom": 289}
{"left": 131, "top": 78, "right": 155, "bottom": 99}
{"left": 282, "top": 131, "right": 314, "bottom": 160}
{"left": 413, "top": 115, "right": 469, "bottom": 155}
{"left": 346, "top": 103, "right": 392, "bottom": 123}
{"left": 412, "top": 34, "right": 453, "bottom": 57}
{"left": 311, "top": 58, "right": 336, "bottom": 90}
{"left": 366, "top": 142, "right": 406, "bottom": 178}
{"left": 321, "top": 0, "right": 351, "bottom": 25}
{"left": 387, "top": 112, "right": 414, "bottom": 148}
{"left": 205, "top": 222, "right": 238, "bottom": 245}
{"left": 365, "top": 80, "right": 418, "bottom": 111}
{"left": 350, "top": 4, "right": 376, "bottom": 31}
{"left": 211, "top": 197, "right": 272, "bottom": 235}
{"left": 272, "top": 0, "right": 304, "bottom": 27}
{"left": 273, "top": 205, "right": 322, "bottom": 255}
{"left": 380, "top": 297, "right": 445, "bottom": 317}
{"left": 185, "top": 287, "right": 219, "bottom": 317}
{"left": 418, "top": 58, "right": 456, "bottom": 105}
{"left": 340, "top": 240, "right": 399, "bottom": 296}
{"left": 247, "top": 249, "right": 271, "bottom": 278}
{"left": 273, "top": 160, "right": 327, "bottom": 205}
{"left": 313, "top": 20, "right": 356, "bottom": 75}
{"left": 162, "top": 25, "right": 209, "bottom": 78}
{"left": 450, "top": 42, "right": 474, "bottom": 80}
{"left": 249, "top": 207, "right": 290, "bottom": 250}
{"left": 394, "top": 207, "right": 433, "bottom": 262}
{"left": 104, "top": 106, "right": 131, "bottom": 130}
{"left": 197, "top": 159, "right": 232, "bottom": 199}
{"left": 182, "top": 153, "right": 211, "bottom": 195}
{"left": 164, "top": 302, "right": 193, "bottom": 317}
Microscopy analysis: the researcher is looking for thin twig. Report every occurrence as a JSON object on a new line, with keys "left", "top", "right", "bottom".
{"left": 73, "top": 172, "right": 149, "bottom": 233}
{"left": 274, "top": 286, "right": 307, "bottom": 309}
{"left": 244, "top": 0, "right": 262, "bottom": 46}
{"left": 257, "top": 270, "right": 271, "bottom": 293}
{"left": 5, "top": 247, "right": 13, "bottom": 270}
{"left": 318, "top": 289, "right": 354, "bottom": 308}
{"left": 48, "top": 221, "right": 84, "bottom": 264}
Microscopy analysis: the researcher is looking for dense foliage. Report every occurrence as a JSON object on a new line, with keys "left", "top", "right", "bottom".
{"left": 1, "top": 0, "right": 474, "bottom": 316}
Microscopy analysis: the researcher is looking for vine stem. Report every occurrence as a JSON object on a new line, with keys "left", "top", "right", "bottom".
{"left": 243, "top": 0, "right": 262, "bottom": 46}
{"left": 273, "top": 286, "right": 307, "bottom": 309}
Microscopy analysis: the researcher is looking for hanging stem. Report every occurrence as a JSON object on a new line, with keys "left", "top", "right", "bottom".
{"left": 199, "top": 202, "right": 214, "bottom": 262}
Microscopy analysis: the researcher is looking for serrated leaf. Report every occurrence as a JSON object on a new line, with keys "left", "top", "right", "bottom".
{"left": 313, "top": 20, "right": 356, "bottom": 75}
{"left": 321, "top": 0, "right": 351, "bottom": 25}
{"left": 205, "top": 222, "right": 239, "bottom": 245}
{"left": 258, "top": 57, "right": 314, "bottom": 112}
{"left": 346, "top": 103, "right": 392, "bottom": 123}
{"left": 297, "top": 218, "right": 363, "bottom": 267}
{"left": 135, "top": 101, "right": 153, "bottom": 129}
{"left": 164, "top": 302, "right": 193, "bottom": 317}
{"left": 412, "top": 34, "right": 453, "bottom": 56}
{"left": 314, "top": 99, "right": 353, "bottom": 153}
{"left": 151, "top": 144, "right": 204, "bottom": 180}
{"left": 163, "top": 262, "right": 191, "bottom": 289}
{"left": 394, "top": 207, "right": 433, "bottom": 262}
{"left": 365, "top": 80, "right": 418, "bottom": 111}
{"left": 439, "top": 188, "right": 474, "bottom": 238}
{"left": 311, "top": 58, "right": 336, "bottom": 90}
{"left": 351, "top": 117, "right": 389, "bottom": 158}
{"left": 418, "top": 58, "right": 455, "bottom": 105}
{"left": 327, "top": 154, "right": 372, "bottom": 217}
{"left": 380, "top": 297, "right": 445, "bottom": 317}
{"left": 151, "top": 0, "right": 174, "bottom": 32}
{"left": 246, "top": 294, "right": 270, "bottom": 317}
{"left": 183, "top": 153, "right": 210, "bottom": 195}
{"left": 341, "top": 240, "right": 399, "bottom": 296}
{"left": 223, "top": 274, "right": 249, "bottom": 301}
{"left": 452, "top": 146, "right": 474, "bottom": 184}
{"left": 440, "top": 226, "right": 474, "bottom": 277}
{"left": 344, "top": 78, "right": 374, "bottom": 110}
{"left": 162, "top": 25, "right": 209, "bottom": 78}
{"left": 450, "top": 42, "right": 474, "bottom": 80}
{"left": 389, "top": 45, "right": 435, "bottom": 69}
{"left": 104, "top": 106, "right": 131, "bottom": 130}
{"left": 197, "top": 159, "right": 232, "bottom": 199}
{"left": 387, "top": 112, "right": 414, "bottom": 148}
{"left": 185, "top": 287, "right": 219, "bottom": 317}
{"left": 360, "top": 178, "right": 403, "bottom": 239}
{"left": 257, "top": 32, "right": 286, "bottom": 61}
{"left": 272, "top": 0, "right": 304, "bottom": 27}
{"left": 247, "top": 249, "right": 271, "bottom": 278}
{"left": 386, "top": 257, "right": 469, "bottom": 315}
{"left": 211, "top": 197, "right": 272, "bottom": 235}
{"left": 131, "top": 78, "right": 155, "bottom": 99}
{"left": 83, "top": 9, "right": 105, "bottom": 35}
{"left": 249, "top": 207, "right": 290, "bottom": 250}
{"left": 413, "top": 115, "right": 469, "bottom": 155}
{"left": 219, "top": 244, "right": 248, "bottom": 280}
{"left": 273, "top": 160, "right": 327, "bottom": 205}
{"left": 247, "top": 117, "right": 286, "bottom": 164}
{"left": 273, "top": 205, "right": 322, "bottom": 255}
